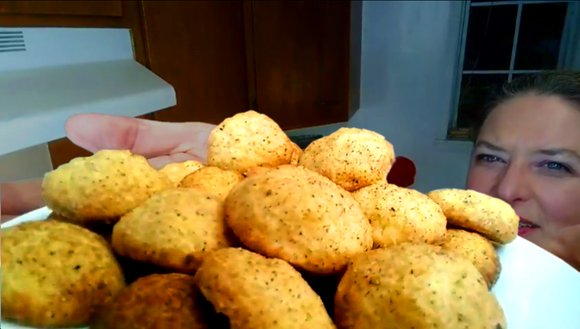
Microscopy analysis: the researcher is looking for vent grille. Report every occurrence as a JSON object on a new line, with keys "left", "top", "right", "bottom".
{"left": 0, "top": 30, "right": 26, "bottom": 53}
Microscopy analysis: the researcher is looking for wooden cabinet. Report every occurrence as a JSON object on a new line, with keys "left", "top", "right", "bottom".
{"left": 248, "top": 0, "right": 362, "bottom": 130}
{"left": 0, "top": 0, "right": 362, "bottom": 168}
{"left": 142, "top": 0, "right": 362, "bottom": 129}
{"left": 141, "top": 1, "right": 250, "bottom": 124}
{"left": 0, "top": 1, "right": 121, "bottom": 16}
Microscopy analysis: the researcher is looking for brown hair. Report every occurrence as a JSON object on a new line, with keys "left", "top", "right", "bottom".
{"left": 471, "top": 70, "right": 580, "bottom": 140}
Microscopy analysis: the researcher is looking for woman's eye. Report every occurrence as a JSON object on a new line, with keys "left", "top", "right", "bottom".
{"left": 475, "top": 154, "right": 503, "bottom": 163}
{"left": 541, "top": 161, "right": 572, "bottom": 173}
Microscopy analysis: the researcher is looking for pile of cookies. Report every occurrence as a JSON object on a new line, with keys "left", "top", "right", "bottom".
{"left": 1, "top": 110, "right": 518, "bottom": 329}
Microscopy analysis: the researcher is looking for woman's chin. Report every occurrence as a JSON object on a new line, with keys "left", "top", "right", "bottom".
{"left": 517, "top": 230, "right": 578, "bottom": 270}
{"left": 517, "top": 228, "right": 545, "bottom": 249}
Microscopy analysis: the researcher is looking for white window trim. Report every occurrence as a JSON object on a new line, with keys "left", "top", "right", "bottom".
{"left": 447, "top": 0, "right": 580, "bottom": 137}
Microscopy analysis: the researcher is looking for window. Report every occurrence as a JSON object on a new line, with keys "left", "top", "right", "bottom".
{"left": 448, "top": 0, "right": 578, "bottom": 139}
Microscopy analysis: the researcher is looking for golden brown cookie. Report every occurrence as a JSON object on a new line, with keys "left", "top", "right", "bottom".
{"left": 426, "top": 188, "right": 519, "bottom": 244}
{"left": 112, "top": 188, "right": 233, "bottom": 273}
{"left": 179, "top": 166, "right": 243, "bottom": 200}
{"left": 194, "top": 248, "right": 336, "bottom": 329}
{"left": 334, "top": 243, "right": 506, "bottom": 329}
{"left": 351, "top": 182, "right": 447, "bottom": 248}
{"left": 225, "top": 165, "right": 373, "bottom": 275}
{"left": 91, "top": 273, "right": 210, "bottom": 329}
{"left": 1, "top": 221, "right": 125, "bottom": 327}
{"left": 47, "top": 212, "right": 113, "bottom": 245}
{"left": 159, "top": 160, "right": 204, "bottom": 187}
{"left": 297, "top": 127, "right": 395, "bottom": 191}
{"left": 440, "top": 228, "right": 501, "bottom": 288}
{"left": 242, "top": 165, "right": 276, "bottom": 178}
{"left": 42, "top": 149, "right": 173, "bottom": 224}
{"left": 206, "top": 110, "right": 294, "bottom": 173}
{"left": 290, "top": 141, "right": 303, "bottom": 165}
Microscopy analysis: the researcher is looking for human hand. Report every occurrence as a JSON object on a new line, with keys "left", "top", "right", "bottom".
{"left": 1, "top": 113, "right": 216, "bottom": 223}
{"left": 65, "top": 113, "right": 216, "bottom": 169}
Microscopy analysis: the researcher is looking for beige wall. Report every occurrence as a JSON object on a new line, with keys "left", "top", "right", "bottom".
{"left": 0, "top": 143, "right": 52, "bottom": 184}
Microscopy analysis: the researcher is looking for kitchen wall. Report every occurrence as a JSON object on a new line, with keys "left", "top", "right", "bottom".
{"left": 351, "top": 0, "right": 475, "bottom": 192}
{"left": 290, "top": 1, "right": 474, "bottom": 193}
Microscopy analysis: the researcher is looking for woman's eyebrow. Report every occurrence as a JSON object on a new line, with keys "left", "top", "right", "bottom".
{"left": 475, "top": 140, "right": 505, "bottom": 152}
{"left": 537, "top": 148, "right": 580, "bottom": 161}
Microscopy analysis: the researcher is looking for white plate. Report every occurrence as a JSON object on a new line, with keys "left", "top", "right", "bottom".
{"left": 2, "top": 207, "right": 580, "bottom": 329}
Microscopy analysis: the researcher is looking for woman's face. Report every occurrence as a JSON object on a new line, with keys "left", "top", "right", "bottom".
{"left": 466, "top": 94, "right": 580, "bottom": 259}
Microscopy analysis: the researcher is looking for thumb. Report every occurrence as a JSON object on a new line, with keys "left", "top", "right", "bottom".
{"left": 65, "top": 113, "right": 215, "bottom": 159}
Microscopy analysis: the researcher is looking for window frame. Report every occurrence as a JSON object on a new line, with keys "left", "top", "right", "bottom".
{"left": 447, "top": 0, "right": 579, "bottom": 140}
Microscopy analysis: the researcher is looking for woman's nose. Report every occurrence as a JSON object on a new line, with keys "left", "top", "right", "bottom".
{"left": 496, "top": 164, "right": 531, "bottom": 204}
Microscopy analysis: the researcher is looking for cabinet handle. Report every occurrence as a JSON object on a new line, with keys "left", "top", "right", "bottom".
{"left": 314, "top": 101, "right": 339, "bottom": 107}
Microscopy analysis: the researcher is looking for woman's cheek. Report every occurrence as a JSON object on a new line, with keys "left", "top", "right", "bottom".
{"left": 538, "top": 184, "right": 580, "bottom": 228}
{"left": 466, "top": 167, "right": 497, "bottom": 196}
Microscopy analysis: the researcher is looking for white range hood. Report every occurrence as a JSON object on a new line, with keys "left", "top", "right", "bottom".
{"left": 0, "top": 27, "right": 176, "bottom": 157}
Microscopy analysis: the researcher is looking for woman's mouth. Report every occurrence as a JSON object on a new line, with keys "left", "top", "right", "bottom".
{"left": 518, "top": 218, "right": 540, "bottom": 237}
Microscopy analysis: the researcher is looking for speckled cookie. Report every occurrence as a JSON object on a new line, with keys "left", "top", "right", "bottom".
{"left": 440, "top": 228, "right": 501, "bottom": 288}
{"left": 47, "top": 212, "right": 113, "bottom": 245}
{"left": 242, "top": 165, "right": 276, "bottom": 178}
{"left": 297, "top": 127, "right": 395, "bottom": 191}
{"left": 42, "top": 149, "right": 173, "bottom": 224}
{"left": 225, "top": 165, "right": 373, "bottom": 275}
{"left": 180, "top": 166, "right": 243, "bottom": 201}
{"left": 351, "top": 182, "right": 447, "bottom": 248}
{"left": 1, "top": 221, "right": 125, "bottom": 327}
{"left": 207, "top": 110, "right": 294, "bottom": 173}
{"left": 159, "top": 160, "right": 204, "bottom": 187}
{"left": 290, "top": 141, "right": 303, "bottom": 165}
{"left": 334, "top": 243, "right": 506, "bottom": 329}
{"left": 112, "top": 188, "right": 234, "bottom": 273}
{"left": 91, "top": 273, "right": 210, "bottom": 329}
{"left": 194, "top": 248, "right": 336, "bottom": 329}
{"left": 427, "top": 188, "right": 519, "bottom": 244}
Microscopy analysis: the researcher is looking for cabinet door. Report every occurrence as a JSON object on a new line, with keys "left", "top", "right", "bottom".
{"left": 142, "top": 0, "right": 250, "bottom": 124}
{"left": 250, "top": 0, "right": 353, "bottom": 130}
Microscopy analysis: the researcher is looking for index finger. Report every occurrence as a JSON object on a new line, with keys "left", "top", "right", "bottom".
{"left": 65, "top": 113, "right": 215, "bottom": 159}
